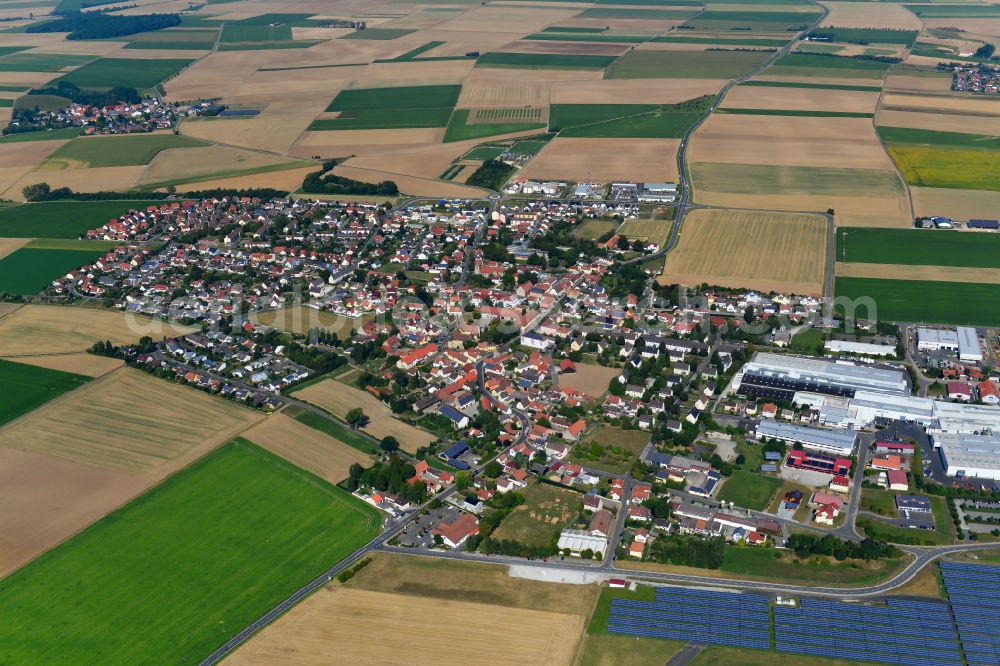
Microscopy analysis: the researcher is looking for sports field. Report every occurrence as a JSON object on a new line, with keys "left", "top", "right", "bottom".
{"left": 837, "top": 228, "right": 1000, "bottom": 268}
{"left": 0, "top": 200, "right": 162, "bottom": 238}
{"left": 295, "top": 379, "right": 433, "bottom": 452}
{"left": 660, "top": 209, "right": 827, "bottom": 295}
{"left": 55, "top": 58, "right": 194, "bottom": 90}
{"left": 836, "top": 277, "right": 1000, "bottom": 327}
{"left": 0, "top": 368, "right": 261, "bottom": 474}
{"left": 0, "top": 305, "right": 194, "bottom": 355}
{"left": 0, "top": 358, "right": 89, "bottom": 427}
{"left": 0, "top": 246, "right": 109, "bottom": 295}
{"left": 39, "top": 134, "right": 206, "bottom": 169}
{"left": 0, "top": 439, "right": 380, "bottom": 664}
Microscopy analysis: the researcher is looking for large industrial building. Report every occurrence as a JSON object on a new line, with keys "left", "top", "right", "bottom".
{"left": 752, "top": 420, "right": 857, "bottom": 457}
{"left": 916, "top": 326, "right": 982, "bottom": 362}
{"left": 934, "top": 433, "right": 1000, "bottom": 481}
{"left": 734, "top": 353, "right": 910, "bottom": 402}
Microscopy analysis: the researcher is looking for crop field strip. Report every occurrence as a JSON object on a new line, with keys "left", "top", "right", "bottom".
{"left": 806, "top": 27, "right": 918, "bottom": 47}
{"left": 0, "top": 439, "right": 380, "bottom": 664}
{"left": 607, "top": 49, "right": 772, "bottom": 79}
{"left": 0, "top": 200, "right": 165, "bottom": 238}
{"left": 549, "top": 98, "right": 712, "bottom": 138}
{"left": 443, "top": 109, "right": 546, "bottom": 143}
{"left": 878, "top": 127, "right": 1000, "bottom": 192}
{"left": 53, "top": 58, "right": 194, "bottom": 90}
{"left": 835, "top": 277, "right": 1000, "bottom": 328}
{"left": 39, "top": 134, "right": 207, "bottom": 169}
{"left": 0, "top": 245, "right": 110, "bottom": 294}
{"left": 476, "top": 52, "right": 618, "bottom": 70}
{"left": 741, "top": 80, "right": 883, "bottom": 92}
{"left": 311, "top": 84, "right": 462, "bottom": 131}
{"left": 716, "top": 108, "right": 873, "bottom": 118}
{"left": 837, "top": 228, "right": 1000, "bottom": 269}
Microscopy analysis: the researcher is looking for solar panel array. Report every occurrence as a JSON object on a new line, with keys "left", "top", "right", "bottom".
{"left": 773, "top": 597, "right": 962, "bottom": 665}
{"left": 940, "top": 561, "right": 1000, "bottom": 666}
{"left": 607, "top": 587, "right": 771, "bottom": 650}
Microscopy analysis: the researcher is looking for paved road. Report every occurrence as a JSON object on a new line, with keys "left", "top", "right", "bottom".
{"left": 667, "top": 644, "right": 705, "bottom": 666}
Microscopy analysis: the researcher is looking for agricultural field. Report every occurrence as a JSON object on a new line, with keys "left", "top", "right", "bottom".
{"left": 0, "top": 200, "right": 164, "bottom": 238}
{"left": 55, "top": 58, "right": 194, "bottom": 90}
{"left": 550, "top": 98, "right": 710, "bottom": 138}
{"left": 231, "top": 553, "right": 595, "bottom": 666}
{"left": 0, "top": 439, "right": 380, "bottom": 664}
{"left": 618, "top": 217, "right": 674, "bottom": 246}
{"left": 558, "top": 361, "right": 619, "bottom": 399}
{"left": 659, "top": 209, "right": 828, "bottom": 296}
{"left": 521, "top": 137, "right": 680, "bottom": 184}
{"left": 313, "top": 84, "right": 461, "bottom": 131}
{"left": 608, "top": 49, "right": 771, "bottom": 79}
{"left": 766, "top": 52, "right": 891, "bottom": 80}
{"left": 0, "top": 358, "right": 89, "bottom": 427}
{"left": 0, "top": 304, "right": 194, "bottom": 355}
{"left": 0, "top": 244, "right": 110, "bottom": 294}
{"left": 0, "top": 367, "right": 261, "bottom": 474}
{"left": 39, "top": 134, "right": 207, "bottom": 169}
{"left": 836, "top": 277, "right": 1000, "bottom": 327}
{"left": 878, "top": 127, "right": 1000, "bottom": 192}
{"left": 836, "top": 228, "right": 1000, "bottom": 269}
{"left": 243, "top": 413, "right": 372, "bottom": 485}
{"left": 443, "top": 109, "right": 546, "bottom": 143}
{"left": 490, "top": 481, "right": 583, "bottom": 549}
{"left": 294, "top": 378, "right": 434, "bottom": 452}
{"left": 6, "top": 352, "right": 123, "bottom": 377}
{"left": 477, "top": 52, "right": 617, "bottom": 70}
{"left": 682, "top": 9, "right": 822, "bottom": 31}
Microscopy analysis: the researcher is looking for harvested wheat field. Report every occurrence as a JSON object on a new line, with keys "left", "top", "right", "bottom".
{"left": 0, "top": 367, "right": 261, "bottom": 474}
{"left": 137, "top": 146, "right": 309, "bottom": 188}
{"left": 0, "top": 305, "right": 194, "bottom": 355}
{"left": 179, "top": 95, "right": 332, "bottom": 153}
{"left": 295, "top": 379, "right": 433, "bottom": 453}
{"left": 881, "top": 92, "right": 1000, "bottom": 117}
{"left": 229, "top": 587, "right": 585, "bottom": 666}
{"left": 689, "top": 115, "right": 895, "bottom": 169}
{"left": 558, "top": 362, "right": 619, "bottom": 399}
{"left": 885, "top": 73, "right": 953, "bottom": 93}
{"left": 333, "top": 164, "right": 488, "bottom": 198}
{"left": 457, "top": 81, "right": 550, "bottom": 108}
{"left": 819, "top": 1, "right": 922, "bottom": 29}
{"left": 502, "top": 40, "right": 629, "bottom": 57}
{"left": 660, "top": 209, "right": 828, "bottom": 295}
{"left": 836, "top": 262, "right": 1000, "bottom": 284}
{"left": 436, "top": 4, "right": 578, "bottom": 33}
{"left": 360, "top": 60, "right": 476, "bottom": 87}
{"left": 463, "top": 66, "right": 605, "bottom": 87}
{"left": 521, "top": 138, "right": 680, "bottom": 183}
{"left": 243, "top": 413, "right": 371, "bottom": 485}
{"left": 294, "top": 127, "right": 441, "bottom": 149}
{"left": 251, "top": 305, "right": 366, "bottom": 337}
{"left": 550, "top": 78, "right": 725, "bottom": 105}
{"left": 912, "top": 187, "right": 1000, "bottom": 221}
{"left": 0, "top": 445, "right": 149, "bottom": 578}
{"left": 0, "top": 302, "right": 21, "bottom": 319}
{"left": 177, "top": 165, "right": 319, "bottom": 193}
{"left": 4, "top": 353, "right": 123, "bottom": 377}
{"left": 724, "top": 85, "right": 879, "bottom": 114}
{"left": 0, "top": 237, "right": 29, "bottom": 260}
{"left": 877, "top": 109, "right": 1000, "bottom": 136}
{"left": 0, "top": 139, "right": 68, "bottom": 193}
{"left": 694, "top": 191, "right": 912, "bottom": 228}
{"left": 5, "top": 166, "right": 143, "bottom": 201}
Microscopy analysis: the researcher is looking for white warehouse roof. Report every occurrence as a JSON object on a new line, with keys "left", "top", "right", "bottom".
{"left": 935, "top": 433, "right": 1000, "bottom": 481}
{"left": 557, "top": 529, "right": 608, "bottom": 554}
{"left": 743, "top": 352, "right": 910, "bottom": 396}
{"left": 754, "top": 420, "right": 857, "bottom": 456}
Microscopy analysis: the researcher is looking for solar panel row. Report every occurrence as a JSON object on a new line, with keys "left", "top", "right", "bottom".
{"left": 939, "top": 562, "right": 1000, "bottom": 666}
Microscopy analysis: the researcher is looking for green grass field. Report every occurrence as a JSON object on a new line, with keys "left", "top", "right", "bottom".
{"left": 720, "top": 547, "right": 905, "bottom": 585}
{"left": 524, "top": 32, "right": 651, "bottom": 43}
{"left": 741, "top": 80, "right": 882, "bottom": 92}
{"left": 806, "top": 27, "right": 918, "bottom": 46}
{"left": 462, "top": 145, "right": 506, "bottom": 161}
{"left": 13, "top": 94, "right": 70, "bottom": 112}
{"left": 509, "top": 139, "right": 550, "bottom": 155}
{"left": 443, "top": 109, "right": 544, "bottom": 142}
{"left": 717, "top": 108, "right": 872, "bottom": 118}
{"left": 0, "top": 246, "right": 111, "bottom": 294}
{"left": 776, "top": 52, "right": 892, "bottom": 72}
{"left": 0, "top": 53, "right": 95, "bottom": 72}
{"left": 877, "top": 127, "right": 1000, "bottom": 150}
{"left": 491, "top": 481, "right": 582, "bottom": 548}
{"left": 577, "top": 7, "right": 699, "bottom": 19}
{"left": 0, "top": 358, "right": 90, "bottom": 427}
{"left": 328, "top": 85, "right": 461, "bottom": 112}
{"left": 858, "top": 495, "right": 954, "bottom": 545}
{"left": 550, "top": 101, "right": 709, "bottom": 138}
{"left": 836, "top": 276, "right": 1000, "bottom": 327}
{"left": 653, "top": 36, "right": 790, "bottom": 46}
{"left": 608, "top": 50, "right": 771, "bottom": 79}
{"left": 0, "top": 200, "right": 163, "bottom": 238}
{"left": 283, "top": 403, "right": 378, "bottom": 454}
{"left": 683, "top": 9, "right": 821, "bottom": 30}
{"left": 41, "top": 134, "right": 206, "bottom": 168}
{"left": 717, "top": 470, "right": 782, "bottom": 511}
{"left": 0, "top": 439, "right": 380, "bottom": 664}
{"left": 54, "top": 58, "right": 194, "bottom": 90}
{"left": 692, "top": 162, "right": 904, "bottom": 197}
{"left": 0, "top": 127, "right": 83, "bottom": 143}
{"left": 837, "top": 228, "right": 1000, "bottom": 268}
{"left": 476, "top": 52, "right": 616, "bottom": 70}
{"left": 310, "top": 107, "right": 454, "bottom": 130}
{"left": 220, "top": 24, "right": 293, "bottom": 42}
{"left": 906, "top": 4, "right": 1000, "bottom": 17}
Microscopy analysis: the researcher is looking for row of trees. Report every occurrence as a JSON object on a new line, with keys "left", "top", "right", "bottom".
{"left": 22, "top": 181, "right": 287, "bottom": 202}
{"left": 785, "top": 534, "right": 901, "bottom": 561}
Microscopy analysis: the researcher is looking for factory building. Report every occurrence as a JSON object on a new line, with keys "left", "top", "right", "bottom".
{"left": 916, "top": 328, "right": 959, "bottom": 352}
{"left": 934, "top": 433, "right": 1000, "bottom": 481}
{"left": 957, "top": 327, "right": 983, "bottom": 362}
{"left": 752, "top": 420, "right": 857, "bottom": 457}
{"left": 734, "top": 353, "right": 911, "bottom": 402}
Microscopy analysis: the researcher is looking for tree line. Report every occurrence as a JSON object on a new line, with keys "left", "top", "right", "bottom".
{"left": 28, "top": 10, "right": 180, "bottom": 39}
{"left": 302, "top": 161, "right": 399, "bottom": 196}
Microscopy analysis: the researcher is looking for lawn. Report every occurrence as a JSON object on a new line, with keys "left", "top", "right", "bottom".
{"left": 837, "top": 228, "right": 1000, "bottom": 269}
{"left": 0, "top": 358, "right": 89, "bottom": 426}
{"left": 858, "top": 495, "right": 955, "bottom": 546}
{"left": 789, "top": 327, "right": 825, "bottom": 353}
{"left": 476, "top": 52, "right": 616, "bottom": 70}
{"left": 717, "top": 470, "right": 782, "bottom": 511}
{"left": 490, "top": 481, "right": 583, "bottom": 548}
{"left": 41, "top": 135, "right": 206, "bottom": 168}
{"left": 579, "top": 634, "right": 686, "bottom": 666}
{"left": 572, "top": 218, "right": 618, "bottom": 240}
{"left": 572, "top": 425, "right": 648, "bottom": 474}
{"left": 607, "top": 50, "right": 771, "bottom": 79}
{"left": 443, "top": 109, "right": 544, "bottom": 142}
{"left": 0, "top": 246, "right": 110, "bottom": 294}
{"left": 0, "top": 200, "right": 164, "bottom": 238}
{"left": 283, "top": 403, "right": 378, "bottom": 455}
{"left": 860, "top": 488, "right": 899, "bottom": 516}
{"left": 692, "top": 646, "right": 866, "bottom": 666}
{"left": 55, "top": 58, "right": 194, "bottom": 90}
{"left": 550, "top": 102, "right": 708, "bottom": 138}
{"left": 509, "top": 139, "right": 550, "bottom": 155}
{"left": 0, "top": 439, "right": 380, "bottom": 664}
{"left": 835, "top": 276, "right": 1000, "bottom": 327}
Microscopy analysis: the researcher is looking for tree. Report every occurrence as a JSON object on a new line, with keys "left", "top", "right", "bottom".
{"left": 346, "top": 408, "right": 368, "bottom": 430}
{"left": 455, "top": 470, "right": 473, "bottom": 491}
{"left": 22, "top": 182, "right": 50, "bottom": 202}
{"left": 484, "top": 461, "right": 503, "bottom": 478}
{"left": 379, "top": 436, "right": 400, "bottom": 453}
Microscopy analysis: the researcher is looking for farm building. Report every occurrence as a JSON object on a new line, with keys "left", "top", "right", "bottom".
{"left": 968, "top": 219, "right": 999, "bottom": 230}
